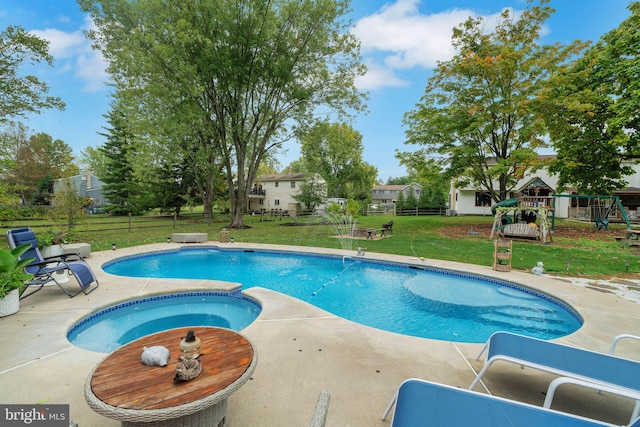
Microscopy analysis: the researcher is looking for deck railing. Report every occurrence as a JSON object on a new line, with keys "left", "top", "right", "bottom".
{"left": 517, "top": 196, "right": 554, "bottom": 209}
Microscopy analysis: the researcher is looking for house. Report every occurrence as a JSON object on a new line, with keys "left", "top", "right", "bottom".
{"left": 53, "top": 170, "right": 107, "bottom": 212}
{"left": 247, "top": 172, "right": 326, "bottom": 214}
{"left": 371, "top": 183, "right": 423, "bottom": 205}
{"left": 449, "top": 156, "right": 640, "bottom": 221}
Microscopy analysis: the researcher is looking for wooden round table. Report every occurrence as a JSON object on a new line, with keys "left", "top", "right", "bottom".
{"left": 85, "top": 327, "right": 257, "bottom": 427}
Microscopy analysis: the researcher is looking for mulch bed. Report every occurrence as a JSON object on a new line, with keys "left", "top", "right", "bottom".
{"left": 438, "top": 223, "right": 621, "bottom": 241}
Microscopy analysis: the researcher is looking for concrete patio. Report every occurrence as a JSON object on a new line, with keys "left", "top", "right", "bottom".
{"left": 1, "top": 242, "right": 639, "bottom": 426}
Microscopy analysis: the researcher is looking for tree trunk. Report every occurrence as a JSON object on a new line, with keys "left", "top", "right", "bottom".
{"left": 229, "top": 203, "right": 244, "bottom": 228}
{"left": 202, "top": 197, "right": 213, "bottom": 221}
{"left": 228, "top": 189, "right": 245, "bottom": 228}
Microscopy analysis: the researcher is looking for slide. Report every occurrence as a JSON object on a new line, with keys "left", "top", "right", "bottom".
{"left": 491, "top": 197, "right": 517, "bottom": 216}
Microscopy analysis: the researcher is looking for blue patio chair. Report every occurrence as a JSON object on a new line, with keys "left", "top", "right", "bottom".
{"left": 6, "top": 228, "right": 98, "bottom": 299}
{"left": 385, "top": 378, "right": 640, "bottom": 427}
{"left": 469, "top": 331, "right": 640, "bottom": 424}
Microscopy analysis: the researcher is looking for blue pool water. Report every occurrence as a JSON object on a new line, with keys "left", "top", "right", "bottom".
{"left": 68, "top": 292, "right": 261, "bottom": 352}
{"left": 102, "top": 247, "right": 583, "bottom": 343}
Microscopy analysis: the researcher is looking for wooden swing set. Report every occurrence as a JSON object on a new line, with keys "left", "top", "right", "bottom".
{"left": 489, "top": 204, "right": 553, "bottom": 243}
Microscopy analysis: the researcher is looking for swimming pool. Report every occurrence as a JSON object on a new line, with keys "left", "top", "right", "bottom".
{"left": 103, "top": 247, "right": 583, "bottom": 343}
{"left": 68, "top": 292, "right": 261, "bottom": 352}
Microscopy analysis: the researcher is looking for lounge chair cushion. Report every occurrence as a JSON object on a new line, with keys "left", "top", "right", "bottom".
{"left": 391, "top": 379, "right": 629, "bottom": 427}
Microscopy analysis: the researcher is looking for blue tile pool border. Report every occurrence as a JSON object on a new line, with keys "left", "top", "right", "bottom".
{"left": 67, "top": 290, "right": 261, "bottom": 337}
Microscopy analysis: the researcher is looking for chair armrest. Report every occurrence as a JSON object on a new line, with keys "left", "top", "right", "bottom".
{"left": 43, "top": 253, "right": 83, "bottom": 262}
{"left": 609, "top": 334, "right": 640, "bottom": 355}
{"left": 544, "top": 377, "right": 640, "bottom": 408}
{"left": 543, "top": 377, "right": 640, "bottom": 424}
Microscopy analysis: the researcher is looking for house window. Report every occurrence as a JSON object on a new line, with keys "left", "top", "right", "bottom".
{"left": 291, "top": 181, "right": 296, "bottom": 188}
{"left": 275, "top": 199, "right": 280, "bottom": 206}
{"left": 475, "top": 192, "right": 492, "bottom": 207}
{"left": 275, "top": 182, "right": 279, "bottom": 187}
{"left": 259, "top": 199, "right": 264, "bottom": 205}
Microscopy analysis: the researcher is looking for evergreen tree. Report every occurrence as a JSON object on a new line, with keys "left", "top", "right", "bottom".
{"left": 395, "top": 191, "right": 405, "bottom": 212}
{"left": 418, "top": 188, "right": 429, "bottom": 209}
{"left": 405, "top": 188, "right": 418, "bottom": 210}
{"left": 30, "top": 173, "right": 53, "bottom": 205}
{"left": 99, "top": 102, "right": 144, "bottom": 216}
{"left": 150, "top": 157, "right": 203, "bottom": 216}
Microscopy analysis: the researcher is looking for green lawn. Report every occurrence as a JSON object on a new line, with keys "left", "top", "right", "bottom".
{"left": 2, "top": 213, "right": 637, "bottom": 277}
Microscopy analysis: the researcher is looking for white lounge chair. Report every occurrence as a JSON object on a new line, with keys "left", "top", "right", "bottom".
{"left": 385, "top": 378, "right": 640, "bottom": 427}
{"left": 470, "top": 332, "right": 640, "bottom": 423}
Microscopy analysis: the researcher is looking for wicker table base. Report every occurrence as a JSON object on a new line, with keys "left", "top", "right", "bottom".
{"left": 121, "top": 399, "right": 227, "bottom": 427}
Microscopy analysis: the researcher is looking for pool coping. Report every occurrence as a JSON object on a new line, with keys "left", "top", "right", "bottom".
{"left": 1, "top": 241, "right": 639, "bottom": 426}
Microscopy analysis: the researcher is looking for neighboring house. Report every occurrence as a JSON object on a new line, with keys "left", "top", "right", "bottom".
{"left": 247, "top": 172, "right": 326, "bottom": 214}
{"left": 53, "top": 170, "right": 107, "bottom": 212}
{"left": 449, "top": 156, "right": 640, "bottom": 220}
{"left": 371, "top": 183, "right": 423, "bottom": 205}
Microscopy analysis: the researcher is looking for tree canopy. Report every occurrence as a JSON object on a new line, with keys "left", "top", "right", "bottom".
{"left": 539, "top": 1, "right": 640, "bottom": 193}
{"left": 0, "top": 25, "right": 65, "bottom": 125}
{"left": 2, "top": 128, "right": 78, "bottom": 203}
{"left": 298, "top": 121, "right": 377, "bottom": 200}
{"left": 401, "top": 0, "right": 585, "bottom": 203}
{"left": 79, "top": 0, "right": 367, "bottom": 228}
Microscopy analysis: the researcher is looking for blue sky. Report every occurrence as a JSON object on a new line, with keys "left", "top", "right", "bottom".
{"left": 1, "top": 0, "right": 634, "bottom": 182}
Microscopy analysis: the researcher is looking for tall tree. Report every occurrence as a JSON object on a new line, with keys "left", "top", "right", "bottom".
{"left": 6, "top": 131, "right": 78, "bottom": 203}
{"left": 395, "top": 152, "right": 449, "bottom": 209}
{"left": 0, "top": 122, "right": 29, "bottom": 181}
{"left": 299, "top": 121, "right": 377, "bottom": 199}
{"left": 79, "top": 146, "right": 108, "bottom": 179}
{"left": 292, "top": 176, "right": 327, "bottom": 212}
{"left": 0, "top": 25, "right": 65, "bottom": 124}
{"left": 99, "top": 102, "right": 145, "bottom": 215}
{"left": 31, "top": 173, "right": 54, "bottom": 205}
{"left": 401, "top": 0, "right": 585, "bottom": 203}
{"left": 540, "top": 2, "right": 639, "bottom": 193}
{"left": 79, "top": 0, "right": 367, "bottom": 228}
{"left": 52, "top": 178, "right": 86, "bottom": 229}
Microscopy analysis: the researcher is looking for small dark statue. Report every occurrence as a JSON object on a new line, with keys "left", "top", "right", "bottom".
{"left": 174, "top": 330, "right": 202, "bottom": 383}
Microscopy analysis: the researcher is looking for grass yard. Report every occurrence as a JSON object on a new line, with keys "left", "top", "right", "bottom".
{"left": 2, "top": 213, "right": 638, "bottom": 277}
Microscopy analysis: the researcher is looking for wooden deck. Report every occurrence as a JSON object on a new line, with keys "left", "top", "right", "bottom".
{"left": 90, "top": 327, "right": 254, "bottom": 410}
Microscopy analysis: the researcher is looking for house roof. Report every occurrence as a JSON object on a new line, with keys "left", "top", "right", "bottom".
{"left": 257, "top": 173, "right": 308, "bottom": 181}
{"left": 515, "top": 177, "right": 554, "bottom": 193}
{"left": 372, "top": 182, "right": 423, "bottom": 191}
{"left": 614, "top": 187, "right": 640, "bottom": 196}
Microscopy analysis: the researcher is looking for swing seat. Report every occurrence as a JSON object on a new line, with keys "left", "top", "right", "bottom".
{"left": 595, "top": 218, "right": 609, "bottom": 230}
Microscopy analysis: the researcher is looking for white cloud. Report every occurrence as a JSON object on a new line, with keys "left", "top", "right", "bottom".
{"left": 351, "top": 0, "right": 515, "bottom": 89}
{"left": 355, "top": 61, "right": 408, "bottom": 91}
{"left": 30, "top": 28, "right": 85, "bottom": 58}
{"left": 29, "top": 15, "right": 108, "bottom": 93}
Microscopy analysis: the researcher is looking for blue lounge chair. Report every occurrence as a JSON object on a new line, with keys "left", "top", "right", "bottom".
{"left": 470, "top": 332, "right": 640, "bottom": 423}
{"left": 385, "top": 378, "right": 640, "bottom": 427}
{"left": 6, "top": 228, "right": 98, "bottom": 299}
